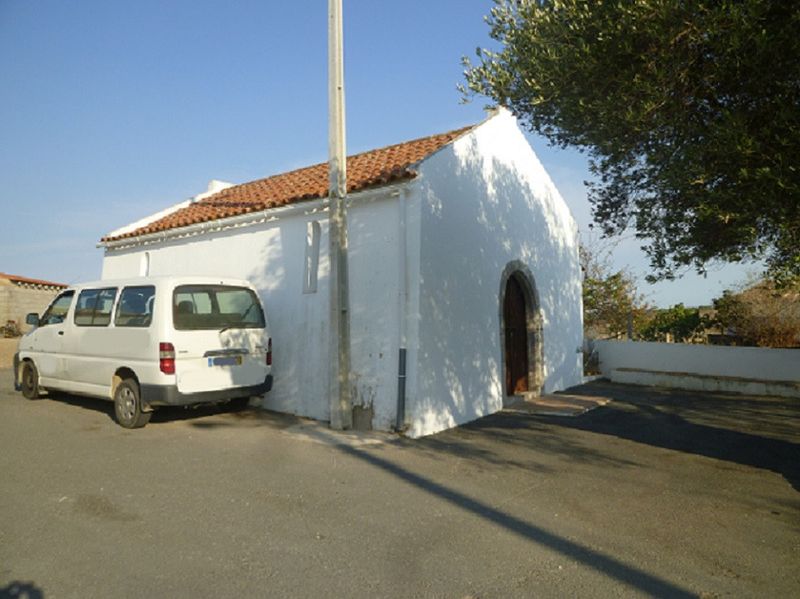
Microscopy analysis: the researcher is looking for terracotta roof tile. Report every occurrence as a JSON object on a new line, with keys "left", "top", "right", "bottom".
{"left": 0, "top": 272, "right": 67, "bottom": 288}
{"left": 103, "top": 124, "right": 475, "bottom": 242}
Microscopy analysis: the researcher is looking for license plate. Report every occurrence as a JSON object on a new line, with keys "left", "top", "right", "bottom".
{"left": 208, "top": 355, "right": 242, "bottom": 367}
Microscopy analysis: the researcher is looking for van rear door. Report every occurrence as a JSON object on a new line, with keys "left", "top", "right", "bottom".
{"left": 170, "top": 285, "right": 269, "bottom": 394}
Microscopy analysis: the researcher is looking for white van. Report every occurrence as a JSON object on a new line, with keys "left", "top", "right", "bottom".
{"left": 13, "top": 276, "right": 272, "bottom": 428}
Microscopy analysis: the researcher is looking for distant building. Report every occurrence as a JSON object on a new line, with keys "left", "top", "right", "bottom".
{"left": 0, "top": 273, "right": 66, "bottom": 334}
{"left": 99, "top": 110, "right": 583, "bottom": 436}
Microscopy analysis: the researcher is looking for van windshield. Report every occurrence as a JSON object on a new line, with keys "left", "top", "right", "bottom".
{"left": 173, "top": 285, "right": 265, "bottom": 331}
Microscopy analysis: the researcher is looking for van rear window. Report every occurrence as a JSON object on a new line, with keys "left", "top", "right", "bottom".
{"left": 173, "top": 285, "right": 265, "bottom": 331}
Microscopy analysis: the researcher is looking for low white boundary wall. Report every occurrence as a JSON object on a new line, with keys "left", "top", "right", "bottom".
{"left": 594, "top": 340, "right": 800, "bottom": 398}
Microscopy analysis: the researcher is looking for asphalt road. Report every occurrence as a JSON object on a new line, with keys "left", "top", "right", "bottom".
{"left": 1, "top": 370, "right": 798, "bottom": 598}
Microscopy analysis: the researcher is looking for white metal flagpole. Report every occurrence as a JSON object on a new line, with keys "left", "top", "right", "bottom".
{"left": 328, "top": 0, "right": 352, "bottom": 430}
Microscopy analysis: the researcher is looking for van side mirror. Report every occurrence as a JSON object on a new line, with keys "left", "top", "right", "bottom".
{"left": 25, "top": 313, "right": 40, "bottom": 327}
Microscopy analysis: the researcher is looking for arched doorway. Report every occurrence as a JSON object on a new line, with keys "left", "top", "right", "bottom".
{"left": 504, "top": 275, "right": 529, "bottom": 395}
{"left": 499, "top": 262, "right": 543, "bottom": 403}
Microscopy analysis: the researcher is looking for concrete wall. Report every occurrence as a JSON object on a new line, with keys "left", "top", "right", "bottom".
{"left": 102, "top": 191, "right": 404, "bottom": 427}
{"left": 0, "top": 280, "right": 63, "bottom": 334}
{"left": 595, "top": 340, "right": 800, "bottom": 397}
{"left": 409, "top": 110, "right": 584, "bottom": 437}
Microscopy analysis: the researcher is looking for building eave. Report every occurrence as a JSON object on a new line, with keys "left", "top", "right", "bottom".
{"left": 99, "top": 180, "right": 409, "bottom": 252}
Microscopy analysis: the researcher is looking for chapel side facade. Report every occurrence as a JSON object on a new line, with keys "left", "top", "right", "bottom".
{"left": 101, "top": 189, "right": 409, "bottom": 429}
{"left": 404, "top": 111, "right": 583, "bottom": 437}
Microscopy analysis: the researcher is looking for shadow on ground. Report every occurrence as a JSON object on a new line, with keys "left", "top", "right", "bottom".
{"left": 37, "top": 391, "right": 299, "bottom": 430}
{"left": 322, "top": 429, "right": 697, "bottom": 598}
{"left": 0, "top": 581, "right": 44, "bottom": 599}
{"left": 528, "top": 381, "right": 800, "bottom": 491}
{"left": 403, "top": 381, "right": 800, "bottom": 490}
{"left": 8, "top": 374, "right": 796, "bottom": 596}
{"left": 317, "top": 381, "right": 799, "bottom": 596}
{"left": 35, "top": 380, "right": 799, "bottom": 493}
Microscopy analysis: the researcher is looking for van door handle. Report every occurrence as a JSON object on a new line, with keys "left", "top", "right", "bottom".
{"left": 58, "top": 331, "right": 64, "bottom": 336}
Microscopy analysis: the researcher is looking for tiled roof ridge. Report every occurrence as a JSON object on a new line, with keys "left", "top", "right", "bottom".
{"left": 102, "top": 122, "right": 478, "bottom": 243}
{"left": 218, "top": 124, "right": 475, "bottom": 196}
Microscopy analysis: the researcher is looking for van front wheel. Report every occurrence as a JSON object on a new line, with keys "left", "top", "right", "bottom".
{"left": 114, "top": 379, "right": 151, "bottom": 429}
{"left": 20, "top": 361, "right": 41, "bottom": 399}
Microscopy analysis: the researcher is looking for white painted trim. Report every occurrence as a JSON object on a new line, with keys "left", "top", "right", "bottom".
{"left": 104, "top": 198, "right": 194, "bottom": 240}
{"left": 193, "top": 180, "right": 235, "bottom": 202}
{"left": 103, "top": 181, "right": 235, "bottom": 240}
{"left": 99, "top": 182, "right": 408, "bottom": 251}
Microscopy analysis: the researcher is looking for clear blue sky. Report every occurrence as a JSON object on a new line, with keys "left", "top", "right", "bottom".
{"left": 0, "top": 0, "right": 755, "bottom": 306}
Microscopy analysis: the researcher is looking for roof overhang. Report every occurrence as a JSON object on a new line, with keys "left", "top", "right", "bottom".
{"left": 99, "top": 180, "right": 411, "bottom": 251}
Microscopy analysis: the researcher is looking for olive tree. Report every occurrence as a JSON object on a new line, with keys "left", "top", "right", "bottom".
{"left": 463, "top": 0, "right": 800, "bottom": 282}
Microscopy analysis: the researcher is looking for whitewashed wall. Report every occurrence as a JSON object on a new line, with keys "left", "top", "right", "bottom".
{"left": 408, "top": 110, "right": 584, "bottom": 437}
{"left": 596, "top": 340, "right": 800, "bottom": 394}
{"left": 102, "top": 193, "right": 404, "bottom": 426}
{"left": 347, "top": 194, "right": 405, "bottom": 430}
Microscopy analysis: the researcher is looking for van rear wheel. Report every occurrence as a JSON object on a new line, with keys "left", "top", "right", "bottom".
{"left": 20, "top": 361, "right": 41, "bottom": 399}
{"left": 114, "top": 379, "right": 151, "bottom": 429}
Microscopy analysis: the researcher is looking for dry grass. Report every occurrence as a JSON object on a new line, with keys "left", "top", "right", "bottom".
{"left": 0, "top": 338, "right": 18, "bottom": 370}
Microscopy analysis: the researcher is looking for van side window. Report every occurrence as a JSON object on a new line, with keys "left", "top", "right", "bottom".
{"left": 40, "top": 291, "right": 75, "bottom": 326}
{"left": 74, "top": 288, "right": 118, "bottom": 327}
{"left": 115, "top": 286, "right": 156, "bottom": 327}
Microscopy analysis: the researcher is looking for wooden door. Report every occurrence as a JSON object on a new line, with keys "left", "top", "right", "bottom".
{"left": 504, "top": 276, "right": 529, "bottom": 395}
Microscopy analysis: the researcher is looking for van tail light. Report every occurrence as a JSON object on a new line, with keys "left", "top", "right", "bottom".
{"left": 159, "top": 342, "right": 176, "bottom": 375}
{"left": 266, "top": 338, "right": 272, "bottom": 366}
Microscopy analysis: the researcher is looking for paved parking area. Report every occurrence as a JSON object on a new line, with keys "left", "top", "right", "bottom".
{"left": 1, "top": 369, "right": 798, "bottom": 598}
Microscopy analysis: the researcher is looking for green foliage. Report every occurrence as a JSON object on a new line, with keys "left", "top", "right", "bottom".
{"left": 581, "top": 244, "right": 647, "bottom": 339}
{"left": 638, "top": 304, "right": 711, "bottom": 343}
{"left": 583, "top": 271, "right": 635, "bottom": 338}
{"left": 713, "top": 279, "right": 800, "bottom": 347}
{"left": 463, "top": 1, "right": 800, "bottom": 282}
